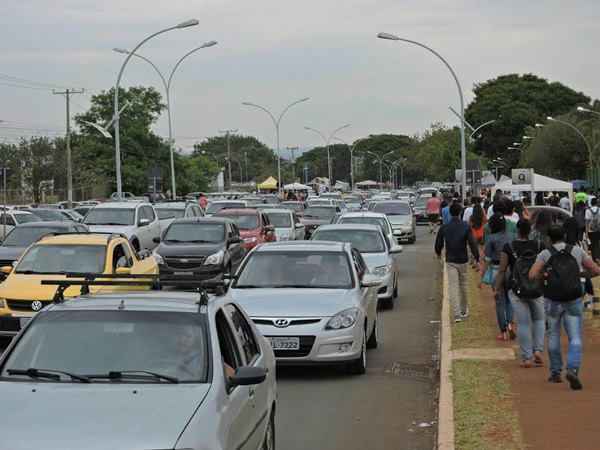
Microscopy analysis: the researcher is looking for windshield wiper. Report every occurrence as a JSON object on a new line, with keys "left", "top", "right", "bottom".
{"left": 7, "top": 368, "right": 90, "bottom": 383}
{"left": 233, "top": 284, "right": 262, "bottom": 289}
{"left": 89, "top": 222, "right": 128, "bottom": 226}
{"left": 87, "top": 370, "right": 179, "bottom": 383}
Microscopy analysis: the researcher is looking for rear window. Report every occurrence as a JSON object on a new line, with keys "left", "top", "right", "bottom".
{"left": 206, "top": 202, "right": 246, "bottom": 215}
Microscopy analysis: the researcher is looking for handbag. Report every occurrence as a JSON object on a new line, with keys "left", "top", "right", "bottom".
{"left": 482, "top": 265, "right": 498, "bottom": 286}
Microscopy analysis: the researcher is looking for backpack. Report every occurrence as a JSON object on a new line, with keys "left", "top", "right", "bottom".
{"left": 543, "top": 245, "right": 583, "bottom": 302}
{"left": 590, "top": 208, "right": 600, "bottom": 233}
{"left": 510, "top": 241, "right": 542, "bottom": 299}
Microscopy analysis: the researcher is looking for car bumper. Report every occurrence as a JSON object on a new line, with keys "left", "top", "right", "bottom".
{"left": 392, "top": 227, "right": 414, "bottom": 242}
{"left": 158, "top": 264, "right": 224, "bottom": 280}
{"left": 376, "top": 271, "right": 394, "bottom": 299}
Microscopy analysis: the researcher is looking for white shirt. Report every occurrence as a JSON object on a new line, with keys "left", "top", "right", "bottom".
{"left": 505, "top": 212, "right": 519, "bottom": 223}
{"left": 462, "top": 206, "right": 473, "bottom": 224}
{"left": 585, "top": 206, "right": 600, "bottom": 222}
{"left": 559, "top": 197, "right": 571, "bottom": 211}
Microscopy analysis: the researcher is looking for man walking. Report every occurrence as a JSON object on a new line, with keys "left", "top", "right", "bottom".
{"left": 426, "top": 191, "right": 442, "bottom": 234}
{"left": 530, "top": 225, "right": 600, "bottom": 390}
{"left": 435, "top": 202, "right": 480, "bottom": 321}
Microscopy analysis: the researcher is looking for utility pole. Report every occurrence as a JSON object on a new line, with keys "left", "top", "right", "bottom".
{"left": 53, "top": 88, "right": 84, "bottom": 208}
{"left": 220, "top": 129, "right": 237, "bottom": 191}
{"left": 1, "top": 167, "right": 7, "bottom": 240}
{"left": 244, "top": 151, "right": 248, "bottom": 184}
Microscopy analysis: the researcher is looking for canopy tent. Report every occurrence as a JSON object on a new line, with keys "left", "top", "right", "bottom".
{"left": 355, "top": 180, "right": 378, "bottom": 187}
{"left": 493, "top": 173, "right": 573, "bottom": 209}
{"left": 257, "top": 176, "right": 278, "bottom": 190}
{"left": 283, "top": 182, "right": 311, "bottom": 191}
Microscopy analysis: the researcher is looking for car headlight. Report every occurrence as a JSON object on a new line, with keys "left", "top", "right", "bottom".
{"left": 244, "top": 237, "right": 258, "bottom": 244}
{"left": 325, "top": 307, "right": 359, "bottom": 330}
{"left": 373, "top": 265, "right": 390, "bottom": 277}
{"left": 204, "top": 250, "right": 224, "bottom": 265}
{"left": 151, "top": 250, "right": 164, "bottom": 265}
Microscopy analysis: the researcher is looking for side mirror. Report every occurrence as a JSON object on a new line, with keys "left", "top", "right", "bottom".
{"left": 137, "top": 249, "right": 151, "bottom": 260}
{"left": 360, "top": 274, "right": 382, "bottom": 288}
{"left": 115, "top": 267, "right": 131, "bottom": 275}
{"left": 390, "top": 245, "right": 403, "bottom": 254}
{"left": 1, "top": 265, "right": 12, "bottom": 275}
{"left": 138, "top": 218, "right": 150, "bottom": 227}
{"left": 295, "top": 223, "right": 304, "bottom": 229}
{"left": 229, "top": 366, "right": 267, "bottom": 386}
{"left": 152, "top": 236, "right": 161, "bottom": 244}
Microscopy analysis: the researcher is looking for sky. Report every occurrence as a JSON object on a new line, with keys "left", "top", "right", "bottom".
{"left": 1, "top": 0, "right": 599, "bottom": 158}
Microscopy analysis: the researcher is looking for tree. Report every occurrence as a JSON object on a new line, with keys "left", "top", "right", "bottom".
{"left": 465, "top": 74, "right": 590, "bottom": 167}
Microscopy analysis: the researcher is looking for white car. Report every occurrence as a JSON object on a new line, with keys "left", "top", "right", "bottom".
{"left": 154, "top": 202, "right": 204, "bottom": 229}
{"left": 229, "top": 241, "right": 381, "bottom": 374}
{"left": 311, "top": 224, "right": 402, "bottom": 308}
{"left": 263, "top": 208, "right": 306, "bottom": 241}
{"left": 83, "top": 201, "right": 161, "bottom": 252}
{"left": 0, "top": 211, "right": 40, "bottom": 239}
{"left": 335, "top": 212, "right": 395, "bottom": 248}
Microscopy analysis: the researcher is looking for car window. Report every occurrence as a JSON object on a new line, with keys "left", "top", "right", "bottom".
{"left": 0, "top": 214, "right": 16, "bottom": 227}
{"left": 17, "top": 244, "right": 107, "bottom": 274}
{"left": 266, "top": 212, "right": 292, "bottom": 228}
{"left": 14, "top": 214, "right": 38, "bottom": 225}
{"left": 163, "top": 223, "right": 225, "bottom": 243}
{"left": 224, "top": 304, "right": 260, "bottom": 365}
{"left": 156, "top": 208, "right": 185, "bottom": 220}
{"left": 216, "top": 309, "right": 243, "bottom": 373}
{"left": 311, "top": 229, "right": 385, "bottom": 253}
{"left": 220, "top": 214, "right": 259, "bottom": 230}
{"left": 84, "top": 208, "right": 135, "bottom": 226}
{"left": 112, "top": 243, "right": 132, "bottom": 270}
{"left": 142, "top": 206, "right": 156, "bottom": 222}
{"left": 351, "top": 248, "right": 366, "bottom": 279}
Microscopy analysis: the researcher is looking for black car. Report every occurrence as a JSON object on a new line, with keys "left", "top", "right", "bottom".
{"left": 300, "top": 205, "right": 341, "bottom": 238}
{"left": 153, "top": 217, "right": 245, "bottom": 281}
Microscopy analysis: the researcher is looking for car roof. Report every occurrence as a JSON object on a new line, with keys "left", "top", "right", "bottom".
{"left": 262, "top": 208, "right": 291, "bottom": 214}
{"left": 254, "top": 240, "right": 348, "bottom": 252}
{"left": 211, "top": 199, "right": 248, "bottom": 204}
{"left": 154, "top": 202, "right": 190, "bottom": 209}
{"left": 315, "top": 224, "right": 382, "bottom": 232}
{"left": 15, "top": 221, "right": 76, "bottom": 228}
{"left": 216, "top": 208, "right": 258, "bottom": 216}
{"left": 37, "top": 233, "right": 114, "bottom": 245}
{"left": 94, "top": 202, "right": 148, "bottom": 209}
{"left": 305, "top": 204, "right": 337, "bottom": 208}
{"left": 170, "top": 217, "right": 232, "bottom": 225}
{"left": 339, "top": 212, "right": 387, "bottom": 219}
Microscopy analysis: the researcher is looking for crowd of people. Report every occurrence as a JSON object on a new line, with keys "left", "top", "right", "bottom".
{"left": 434, "top": 188, "right": 600, "bottom": 391}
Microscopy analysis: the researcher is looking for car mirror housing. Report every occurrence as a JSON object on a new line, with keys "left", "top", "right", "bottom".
{"left": 360, "top": 274, "right": 382, "bottom": 288}
{"left": 390, "top": 245, "right": 403, "bottom": 254}
{"left": 152, "top": 236, "right": 161, "bottom": 244}
{"left": 138, "top": 218, "right": 150, "bottom": 227}
{"left": 229, "top": 366, "right": 267, "bottom": 386}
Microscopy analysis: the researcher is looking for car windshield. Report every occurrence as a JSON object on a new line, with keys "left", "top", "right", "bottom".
{"left": 339, "top": 217, "right": 389, "bottom": 234}
{"left": 303, "top": 207, "right": 337, "bottom": 220}
{"left": 1, "top": 310, "right": 208, "bottom": 383}
{"left": 312, "top": 229, "right": 385, "bottom": 253}
{"left": 373, "top": 202, "right": 411, "bottom": 215}
{"left": 222, "top": 214, "right": 259, "bottom": 230}
{"left": 206, "top": 202, "right": 245, "bottom": 214}
{"left": 235, "top": 251, "right": 352, "bottom": 289}
{"left": 28, "top": 209, "right": 67, "bottom": 221}
{"left": 16, "top": 244, "right": 106, "bottom": 274}
{"left": 84, "top": 208, "right": 135, "bottom": 226}
{"left": 156, "top": 208, "right": 185, "bottom": 220}
{"left": 415, "top": 198, "right": 427, "bottom": 208}
{"left": 2, "top": 227, "right": 67, "bottom": 247}
{"left": 281, "top": 203, "right": 303, "bottom": 212}
{"left": 14, "top": 214, "right": 40, "bottom": 224}
{"left": 265, "top": 212, "right": 292, "bottom": 228}
{"left": 164, "top": 223, "right": 225, "bottom": 243}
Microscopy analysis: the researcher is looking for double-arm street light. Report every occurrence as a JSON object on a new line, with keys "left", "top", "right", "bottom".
{"left": 378, "top": 32, "right": 467, "bottom": 200}
{"left": 332, "top": 136, "right": 365, "bottom": 190}
{"left": 448, "top": 106, "right": 496, "bottom": 141}
{"left": 366, "top": 151, "right": 394, "bottom": 187}
{"left": 304, "top": 124, "right": 351, "bottom": 187}
{"left": 547, "top": 116, "right": 593, "bottom": 167}
{"left": 242, "top": 98, "right": 310, "bottom": 195}
{"left": 114, "top": 39, "right": 217, "bottom": 199}
{"left": 113, "top": 19, "right": 199, "bottom": 199}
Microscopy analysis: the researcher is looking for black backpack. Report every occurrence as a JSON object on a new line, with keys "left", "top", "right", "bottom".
{"left": 510, "top": 241, "right": 542, "bottom": 299}
{"left": 543, "top": 245, "right": 583, "bottom": 302}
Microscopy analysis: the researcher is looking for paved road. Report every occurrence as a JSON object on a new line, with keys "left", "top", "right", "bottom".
{"left": 276, "top": 228, "right": 441, "bottom": 450}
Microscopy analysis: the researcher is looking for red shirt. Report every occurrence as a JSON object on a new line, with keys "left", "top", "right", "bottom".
{"left": 426, "top": 197, "right": 441, "bottom": 214}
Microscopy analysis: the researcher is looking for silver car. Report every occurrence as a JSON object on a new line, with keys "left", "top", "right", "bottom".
{"left": 335, "top": 211, "right": 395, "bottom": 247}
{"left": 372, "top": 200, "right": 416, "bottom": 244}
{"left": 263, "top": 208, "right": 305, "bottom": 241}
{"left": 228, "top": 241, "right": 381, "bottom": 374}
{"left": 0, "top": 291, "right": 277, "bottom": 450}
{"left": 310, "top": 224, "right": 402, "bottom": 308}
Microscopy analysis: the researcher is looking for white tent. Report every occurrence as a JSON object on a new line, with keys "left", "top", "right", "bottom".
{"left": 493, "top": 173, "right": 573, "bottom": 209}
{"left": 283, "top": 182, "right": 311, "bottom": 191}
{"left": 355, "top": 180, "right": 378, "bottom": 187}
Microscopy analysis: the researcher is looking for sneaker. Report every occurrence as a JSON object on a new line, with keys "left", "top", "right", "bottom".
{"left": 566, "top": 369, "right": 583, "bottom": 391}
{"left": 548, "top": 372, "right": 562, "bottom": 383}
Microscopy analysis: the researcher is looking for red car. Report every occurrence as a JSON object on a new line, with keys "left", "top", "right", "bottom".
{"left": 215, "top": 208, "right": 276, "bottom": 249}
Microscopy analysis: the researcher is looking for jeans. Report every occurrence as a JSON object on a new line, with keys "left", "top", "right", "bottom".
{"left": 589, "top": 231, "right": 600, "bottom": 262}
{"left": 547, "top": 298, "right": 584, "bottom": 374}
{"left": 495, "top": 288, "right": 513, "bottom": 332}
{"left": 447, "top": 262, "right": 468, "bottom": 318}
{"left": 508, "top": 291, "right": 545, "bottom": 360}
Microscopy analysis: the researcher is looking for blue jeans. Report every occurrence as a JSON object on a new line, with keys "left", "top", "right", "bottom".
{"left": 508, "top": 291, "right": 545, "bottom": 360}
{"left": 494, "top": 289, "right": 513, "bottom": 332}
{"left": 547, "top": 298, "right": 584, "bottom": 374}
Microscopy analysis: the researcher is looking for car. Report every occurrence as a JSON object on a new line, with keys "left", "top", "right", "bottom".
{"left": 215, "top": 209, "right": 276, "bottom": 250}
{"left": 154, "top": 201, "right": 204, "bottom": 228}
{"left": 24, "top": 208, "right": 72, "bottom": 222}
{"left": 307, "top": 198, "right": 335, "bottom": 207}
{"left": 0, "top": 211, "right": 41, "bottom": 239}
{"left": 228, "top": 241, "right": 381, "bottom": 373}
{"left": 0, "top": 233, "right": 158, "bottom": 337}
{"left": 0, "top": 287, "right": 277, "bottom": 450}
{"left": 310, "top": 224, "right": 402, "bottom": 307}
{"left": 335, "top": 212, "right": 395, "bottom": 247}
{"left": 300, "top": 205, "right": 341, "bottom": 238}
{"left": 153, "top": 217, "right": 245, "bottom": 281}
{"left": 83, "top": 201, "right": 161, "bottom": 252}
{"left": 417, "top": 187, "right": 439, "bottom": 198}
{"left": 60, "top": 209, "right": 84, "bottom": 222}
{"left": 372, "top": 201, "right": 416, "bottom": 244}
{"left": 527, "top": 205, "right": 572, "bottom": 228}
{"left": 412, "top": 197, "right": 429, "bottom": 225}
{"left": 342, "top": 195, "right": 363, "bottom": 212}
{"left": 0, "top": 221, "right": 89, "bottom": 280}
{"left": 280, "top": 201, "right": 306, "bottom": 217}
{"left": 263, "top": 209, "right": 306, "bottom": 241}
{"left": 205, "top": 200, "right": 249, "bottom": 217}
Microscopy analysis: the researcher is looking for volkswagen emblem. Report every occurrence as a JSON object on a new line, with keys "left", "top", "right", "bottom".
{"left": 274, "top": 318, "right": 290, "bottom": 328}
{"left": 31, "top": 301, "right": 43, "bottom": 312}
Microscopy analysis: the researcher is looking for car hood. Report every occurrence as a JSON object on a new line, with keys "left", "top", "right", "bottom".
{"left": 300, "top": 217, "right": 331, "bottom": 226}
{"left": 156, "top": 242, "right": 224, "bottom": 258}
{"left": 0, "top": 246, "right": 26, "bottom": 261}
{"left": 387, "top": 215, "right": 412, "bottom": 225}
{"left": 361, "top": 252, "right": 389, "bottom": 270}
{"left": 87, "top": 224, "right": 135, "bottom": 235}
{"left": 0, "top": 382, "right": 210, "bottom": 450}
{"left": 229, "top": 288, "right": 356, "bottom": 317}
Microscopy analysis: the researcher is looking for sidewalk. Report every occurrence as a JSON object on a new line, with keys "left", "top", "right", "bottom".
{"left": 453, "top": 267, "right": 600, "bottom": 450}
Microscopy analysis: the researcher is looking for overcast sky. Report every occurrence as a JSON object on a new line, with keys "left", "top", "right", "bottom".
{"left": 1, "top": 0, "right": 599, "bottom": 157}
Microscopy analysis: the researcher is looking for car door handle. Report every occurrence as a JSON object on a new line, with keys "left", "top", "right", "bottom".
{"left": 248, "top": 387, "right": 256, "bottom": 398}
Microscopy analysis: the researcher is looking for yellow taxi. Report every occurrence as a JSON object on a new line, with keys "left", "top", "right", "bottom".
{"left": 0, "top": 233, "right": 158, "bottom": 335}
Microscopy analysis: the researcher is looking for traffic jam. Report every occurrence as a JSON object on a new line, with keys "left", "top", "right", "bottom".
{"left": 0, "top": 188, "right": 422, "bottom": 450}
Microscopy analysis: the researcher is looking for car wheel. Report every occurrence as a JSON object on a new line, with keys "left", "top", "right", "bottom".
{"left": 262, "top": 409, "right": 276, "bottom": 450}
{"left": 131, "top": 239, "right": 140, "bottom": 253}
{"left": 346, "top": 328, "right": 367, "bottom": 375}
{"left": 366, "top": 315, "right": 378, "bottom": 349}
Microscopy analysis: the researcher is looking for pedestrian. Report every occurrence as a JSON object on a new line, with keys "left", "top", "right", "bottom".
{"left": 496, "top": 219, "right": 545, "bottom": 367}
{"left": 559, "top": 192, "right": 572, "bottom": 211}
{"left": 529, "top": 224, "right": 600, "bottom": 390}
{"left": 573, "top": 201, "right": 588, "bottom": 245}
{"left": 462, "top": 196, "right": 476, "bottom": 224}
{"left": 469, "top": 202, "right": 486, "bottom": 268}
{"left": 586, "top": 197, "right": 600, "bottom": 263}
{"left": 435, "top": 202, "right": 480, "bottom": 322}
{"left": 532, "top": 209, "right": 553, "bottom": 249}
{"left": 425, "top": 191, "right": 442, "bottom": 234}
{"left": 482, "top": 213, "right": 515, "bottom": 341}
{"left": 513, "top": 200, "right": 530, "bottom": 221}
{"left": 575, "top": 189, "right": 588, "bottom": 206}
{"left": 198, "top": 193, "right": 208, "bottom": 210}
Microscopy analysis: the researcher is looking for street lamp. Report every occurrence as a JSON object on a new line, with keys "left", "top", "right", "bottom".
{"left": 512, "top": 142, "right": 522, "bottom": 146}
{"left": 304, "top": 124, "right": 351, "bottom": 187}
{"left": 547, "top": 116, "right": 593, "bottom": 167}
{"left": 378, "top": 32, "right": 467, "bottom": 200}
{"left": 577, "top": 106, "right": 600, "bottom": 118}
{"left": 523, "top": 136, "right": 534, "bottom": 140}
{"left": 366, "top": 150, "right": 394, "bottom": 187}
{"left": 242, "top": 98, "right": 310, "bottom": 195}
{"left": 535, "top": 123, "right": 545, "bottom": 128}
{"left": 332, "top": 136, "right": 364, "bottom": 190}
{"left": 113, "top": 39, "right": 217, "bottom": 199}
{"left": 113, "top": 19, "right": 199, "bottom": 199}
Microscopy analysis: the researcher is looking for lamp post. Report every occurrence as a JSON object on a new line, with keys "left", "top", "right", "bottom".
{"left": 378, "top": 32, "right": 467, "bottom": 200}
{"left": 219, "top": 129, "right": 238, "bottom": 191}
{"left": 577, "top": 106, "right": 600, "bottom": 118}
{"left": 304, "top": 124, "right": 351, "bottom": 187}
{"left": 366, "top": 150, "right": 393, "bottom": 187}
{"left": 547, "top": 116, "right": 593, "bottom": 167}
{"left": 242, "top": 98, "right": 310, "bottom": 195}
{"left": 397, "top": 156, "right": 408, "bottom": 187}
{"left": 114, "top": 39, "right": 216, "bottom": 199}
{"left": 333, "top": 136, "right": 364, "bottom": 190}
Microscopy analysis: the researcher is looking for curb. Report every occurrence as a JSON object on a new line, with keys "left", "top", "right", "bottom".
{"left": 437, "top": 263, "right": 454, "bottom": 450}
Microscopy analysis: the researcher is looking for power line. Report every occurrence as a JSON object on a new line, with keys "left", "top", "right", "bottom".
{"left": 0, "top": 72, "right": 71, "bottom": 90}
{"left": 0, "top": 81, "right": 51, "bottom": 91}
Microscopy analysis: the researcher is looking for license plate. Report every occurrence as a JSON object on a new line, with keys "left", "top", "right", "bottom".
{"left": 268, "top": 337, "right": 300, "bottom": 351}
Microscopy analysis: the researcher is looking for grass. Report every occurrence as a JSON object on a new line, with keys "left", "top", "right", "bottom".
{"left": 453, "top": 360, "right": 524, "bottom": 450}
{"left": 451, "top": 268, "right": 497, "bottom": 350}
